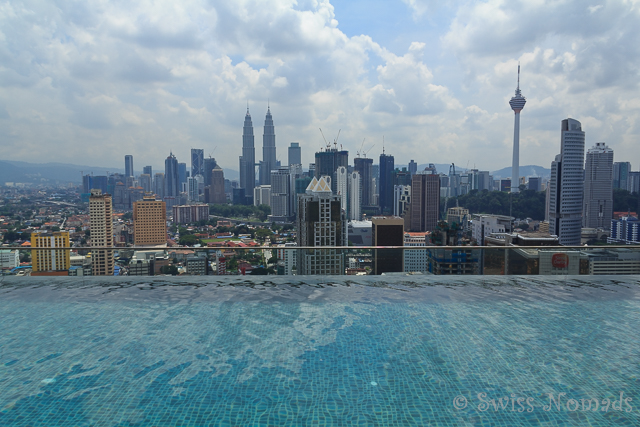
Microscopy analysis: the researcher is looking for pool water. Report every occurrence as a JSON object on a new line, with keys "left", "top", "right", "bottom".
{"left": 1, "top": 276, "right": 640, "bottom": 426}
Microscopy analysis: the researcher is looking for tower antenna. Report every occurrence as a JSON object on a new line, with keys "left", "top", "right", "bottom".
{"left": 382, "top": 136, "right": 385, "bottom": 154}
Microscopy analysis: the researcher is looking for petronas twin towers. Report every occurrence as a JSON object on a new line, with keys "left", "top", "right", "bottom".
{"left": 239, "top": 105, "right": 277, "bottom": 202}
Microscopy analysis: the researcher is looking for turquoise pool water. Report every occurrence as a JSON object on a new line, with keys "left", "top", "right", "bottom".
{"left": 1, "top": 276, "right": 640, "bottom": 426}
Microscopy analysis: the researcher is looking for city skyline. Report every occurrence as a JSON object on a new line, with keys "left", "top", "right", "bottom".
{"left": 2, "top": 1, "right": 639, "bottom": 173}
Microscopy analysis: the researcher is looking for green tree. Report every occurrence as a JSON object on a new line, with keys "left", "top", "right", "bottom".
{"left": 179, "top": 234, "right": 201, "bottom": 246}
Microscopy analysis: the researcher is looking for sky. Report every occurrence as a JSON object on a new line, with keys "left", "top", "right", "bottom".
{"left": 2, "top": 0, "right": 639, "bottom": 175}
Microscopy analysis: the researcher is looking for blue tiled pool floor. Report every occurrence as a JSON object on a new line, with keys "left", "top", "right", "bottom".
{"left": 1, "top": 276, "right": 640, "bottom": 426}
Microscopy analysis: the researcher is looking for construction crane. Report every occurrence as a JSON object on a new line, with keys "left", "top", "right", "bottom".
{"left": 362, "top": 144, "right": 375, "bottom": 158}
{"left": 357, "top": 138, "right": 366, "bottom": 158}
{"left": 333, "top": 129, "right": 341, "bottom": 149}
{"left": 319, "top": 128, "right": 330, "bottom": 151}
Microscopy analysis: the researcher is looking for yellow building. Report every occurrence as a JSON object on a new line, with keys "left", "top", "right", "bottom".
{"left": 90, "top": 189, "right": 114, "bottom": 276}
{"left": 133, "top": 196, "right": 167, "bottom": 246}
{"left": 31, "top": 231, "right": 70, "bottom": 275}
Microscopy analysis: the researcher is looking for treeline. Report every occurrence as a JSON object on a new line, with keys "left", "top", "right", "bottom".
{"left": 445, "top": 189, "right": 640, "bottom": 220}
{"left": 209, "top": 204, "right": 271, "bottom": 221}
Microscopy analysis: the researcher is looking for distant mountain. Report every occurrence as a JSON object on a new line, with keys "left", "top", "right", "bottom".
{"left": 0, "top": 159, "right": 240, "bottom": 184}
{"left": 491, "top": 165, "right": 550, "bottom": 179}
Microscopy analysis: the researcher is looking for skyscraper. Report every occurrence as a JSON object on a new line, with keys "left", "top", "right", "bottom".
{"left": 408, "top": 160, "right": 417, "bottom": 176}
{"left": 584, "top": 142, "right": 613, "bottom": 229}
{"left": 239, "top": 107, "right": 256, "bottom": 203}
{"left": 613, "top": 162, "right": 632, "bottom": 190}
{"left": 288, "top": 142, "right": 301, "bottom": 166}
{"left": 409, "top": 172, "right": 440, "bottom": 232}
{"left": 315, "top": 148, "right": 348, "bottom": 194}
{"left": 191, "top": 149, "right": 204, "bottom": 178}
{"left": 178, "top": 162, "right": 187, "bottom": 192}
{"left": 269, "top": 167, "right": 293, "bottom": 222}
{"left": 133, "top": 195, "right": 167, "bottom": 247}
{"left": 379, "top": 152, "right": 395, "bottom": 215}
{"left": 154, "top": 173, "right": 165, "bottom": 199}
{"left": 260, "top": 106, "right": 277, "bottom": 185}
{"left": 164, "top": 153, "right": 179, "bottom": 208}
{"left": 509, "top": 65, "right": 526, "bottom": 193}
{"left": 336, "top": 166, "right": 348, "bottom": 213}
{"left": 354, "top": 157, "right": 373, "bottom": 207}
{"left": 125, "top": 155, "right": 134, "bottom": 178}
{"left": 203, "top": 157, "right": 217, "bottom": 189}
{"left": 30, "top": 231, "right": 70, "bottom": 275}
{"left": 210, "top": 165, "right": 226, "bottom": 204}
{"left": 548, "top": 118, "right": 585, "bottom": 246}
{"left": 296, "top": 176, "right": 346, "bottom": 275}
{"left": 89, "top": 189, "right": 114, "bottom": 276}
{"left": 143, "top": 166, "right": 152, "bottom": 177}
{"left": 348, "top": 171, "right": 361, "bottom": 220}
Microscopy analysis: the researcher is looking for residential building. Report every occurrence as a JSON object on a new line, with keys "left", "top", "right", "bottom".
{"left": 583, "top": 142, "right": 613, "bottom": 229}
{"left": 296, "top": 176, "right": 347, "bottom": 275}
{"left": 173, "top": 204, "right": 209, "bottom": 224}
{"left": 277, "top": 242, "right": 297, "bottom": 275}
{"left": 31, "top": 231, "right": 70, "bottom": 275}
{"left": 133, "top": 196, "right": 167, "bottom": 246}
{"left": 608, "top": 216, "right": 640, "bottom": 244}
{"left": 186, "top": 255, "right": 208, "bottom": 275}
{"left": 0, "top": 249, "right": 19, "bottom": 270}
{"left": 89, "top": 189, "right": 114, "bottom": 276}
{"left": 548, "top": 118, "right": 585, "bottom": 245}
{"left": 393, "top": 185, "right": 411, "bottom": 217}
{"left": 336, "top": 166, "right": 348, "bottom": 213}
{"left": 403, "top": 232, "right": 428, "bottom": 273}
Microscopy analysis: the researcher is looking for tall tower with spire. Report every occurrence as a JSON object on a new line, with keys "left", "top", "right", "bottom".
{"left": 509, "top": 65, "right": 526, "bottom": 193}
{"left": 239, "top": 106, "right": 256, "bottom": 203}
{"left": 260, "top": 104, "right": 277, "bottom": 185}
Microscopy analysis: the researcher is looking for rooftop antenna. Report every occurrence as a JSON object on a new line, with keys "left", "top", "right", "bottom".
{"left": 382, "top": 136, "right": 385, "bottom": 155}
{"left": 517, "top": 62, "right": 520, "bottom": 91}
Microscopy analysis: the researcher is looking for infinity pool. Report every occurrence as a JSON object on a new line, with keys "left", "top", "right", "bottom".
{"left": 1, "top": 276, "right": 640, "bottom": 426}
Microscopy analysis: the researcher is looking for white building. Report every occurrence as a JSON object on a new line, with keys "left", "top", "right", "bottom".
{"left": 348, "top": 171, "right": 361, "bottom": 220}
{"left": 347, "top": 220, "right": 372, "bottom": 246}
{"left": 0, "top": 249, "right": 19, "bottom": 270}
{"left": 403, "top": 232, "right": 428, "bottom": 273}
{"left": 188, "top": 175, "right": 204, "bottom": 202}
{"left": 548, "top": 118, "right": 585, "bottom": 245}
{"left": 254, "top": 185, "right": 271, "bottom": 207}
{"left": 336, "top": 166, "right": 348, "bottom": 213}
{"left": 472, "top": 214, "right": 513, "bottom": 245}
{"left": 277, "top": 242, "right": 297, "bottom": 275}
{"left": 393, "top": 185, "right": 411, "bottom": 217}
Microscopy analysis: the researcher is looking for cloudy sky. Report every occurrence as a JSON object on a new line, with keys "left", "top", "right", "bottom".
{"left": 2, "top": 0, "right": 639, "bottom": 175}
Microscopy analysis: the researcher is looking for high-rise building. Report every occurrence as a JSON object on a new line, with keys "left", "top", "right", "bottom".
{"left": 509, "top": 65, "right": 526, "bottom": 193}
{"left": 164, "top": 153, "right": 179, "bottom": 208}
{"left": 528, "top": 177, "right": 541, "bottom": 191}
{"left": 133, "top": 196, "right": 167, "bottom": 246}
{"left": 178, "top": 162, "right": 188, "bottom": 191}
{"left": 408, "top": 160, "right": 417, "bottom": 176}
{"left": 315, "top": 148, "right": 348, "bottom": 194}
{"left": 354, "top": 157, "right": 373, "bottom": 207}
{"left": 394, "top": 185, "right": 411, "bottom": 217}
{"left": 89, "top": 189, "right": 114, "bottom": 276}
{"left": 154, "top": 173, "right": 165, "bottom": 200}
{"left": 139, "top": 174, "right": 152, "bottom": 193}
{"left": 336, "top": 166, "right": 348, "bottom": 213}
{"left": 348, "top": 171, "right": 361, "bottom": 221}
{"left": 143, "top": 166, "right": 152, "bottom": 177}
{"left": 191, "top": 149, "right": 204, "bottom": 178}
{"left": 239, "top": 107, "right": 256, "bottom": 203}
{"left": 584, "top": 142, "right": 613, "bottom": 229}
{"left": 371, "top": 216, "right": 404, "bottom": 275}
{"left": 269, "top": 167, "right": 293, "bottom": 222}
{"left": 203, "top": 157, "right": 217, "bottom": 189}
{"left": 173, "top": 204, "right": 209, "bottom": 224}
{"left": 30, "top": 231, "right": 70, "bottom": 275}
{"left": 608, "top": 216, "right": 640, "bottom": 244}
{"left": 260, "top": 106, "right": 277, "bottom": 185}
{"left": 125, "top": 155, "right": 134, "bottom": 178}
{"left": 296, "top": 176, "right": 347, "bottom": 275}
{"left": 409, "top": 172, "right": 440, "bottom": 232}
{"left": 254, "top": 185, "right": 271, "bottom": 207}
{"left": 548, "top": 118, "right": 585, "bottom": 246}
{"left": 613, "top": 162, "right": 632, "bottom": 190}
{"left": 210, "top": 165, "right": 226, "bottom": 204}
{"left": 288, "top": 142, "right": 301, "bottom": 166}
{"left": 379, "top": 153, "right": 395, "bottom": 215}
{"left": 188, "top": 175, "right": 203, "bottom": 202}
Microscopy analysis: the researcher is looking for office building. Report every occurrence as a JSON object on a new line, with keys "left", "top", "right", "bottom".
{"left": 188, "top": 175, "right": 203, "bottom": 202}
{"left": 139, "top": 174, "right": 152, "bottom": 193}
{"left": 173, "top": 204, "right": 209, "bottom": 224}
{"left": 371, "top": 216, "right": 404, "bottom": 275}
{"left": 269, "top": 167, "right": 293, "bottom": 222}
{"left": 203, "top": 157, "right": 217, "bottom": 189}
{"left": 209, "top": 165, "right": 226, "bottom": 204}
{"left": 528, "top": 177, "right": 541, "bottom": 191}
{"left": 239, "top": 107, "right": 256, "bottom": 203}
{"left": 0, "top": 249, "right": 19, "bottom": 270}
{"left": 143, "top": 166, "right": 152, "bottom": 176}
{"left": 186, "top": 255, "right": 208, "bottom": 275}
{"left": 379, "top": 153, "right": 394, "bottom": 214}
{"left": 472, "top": 214, "right": 513, "bottom": 245}
{"left": 348, "top": 171, "right": 361, "bottom": 221}
{"left": 613, "top": 162, "right": 632, "bottom": 190}
{"left": 548, "top": 118, "right": 585, "bottom": 245}
{"left": 191, "top": 149, "right": 204, "bottom": 178}
{"left": 296, "top": 176, "right": 347, "bottom": 275}
{"left": 584, "top": 142, "right": 613, "bottom": 229}
{"left": 408, "top": 160, "right": 417, "bottom": 176}
{"left": 89, "top": 189, "right": 114, "bottom": 276}
{"left": 336, "top": 166, "right": 348, "bottom": 213}
{"left": 133, "top": 196, "right": 167, "bottom": 246}
{"left": 31, "top": 231, "right": 70, "bottom": 275}
{"left": 354, "top": 157, "right": 373, "bottom": 207}
{"left": 178, "top": 162, "right": 187, "bottom": 192}
{"left": 260, "top": 106, "right": 277, "bottom": 185}
{"left": 288, "top": 142, "right": 301, "bottom": 166}
{"left": 153, "top": 173, "right": 165, "bottom": 200}
{"left": 409, "top": 172, "right": 440, "bottom": 232}
{"left": 393, "top": 185, "right": 411, "bottom": 217}
{"left": 404, "top": 232, "right": 428, "bottom": 273}
{"left": 509, "top": 66, "right": 526, "bottom": 193}
{"left": 164, "top": 153, "right": 179, "bottom": 204}
{"left": 315, "top": 148, "right": 348, "bottom": 194}
{"left": 254, "top": 185, "right": 271, "bottom": 207}
{"left": 347, "top": 220, "right": 372, "bottom": 246}
{"left": 125, "top": 155, "right": 134, "bottom": 178}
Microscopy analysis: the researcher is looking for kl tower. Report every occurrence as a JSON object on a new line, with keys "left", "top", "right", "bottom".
{"left": 509, "top": 65, "right": 526, "bottom": 193}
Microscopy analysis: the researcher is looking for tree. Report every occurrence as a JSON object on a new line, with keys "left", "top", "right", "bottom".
{"left": 160, "top": 265, "right": 179, "bottom": 275}
{"left": 255, "top": 228, "right": 273, "bottom": 242}
{"left": 179, "top": 234, "right": 201, "bottom": 246}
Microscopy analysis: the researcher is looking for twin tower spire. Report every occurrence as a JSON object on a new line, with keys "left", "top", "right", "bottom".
{"left": 239, "top": 104, "right": 277, "bottom": 202}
